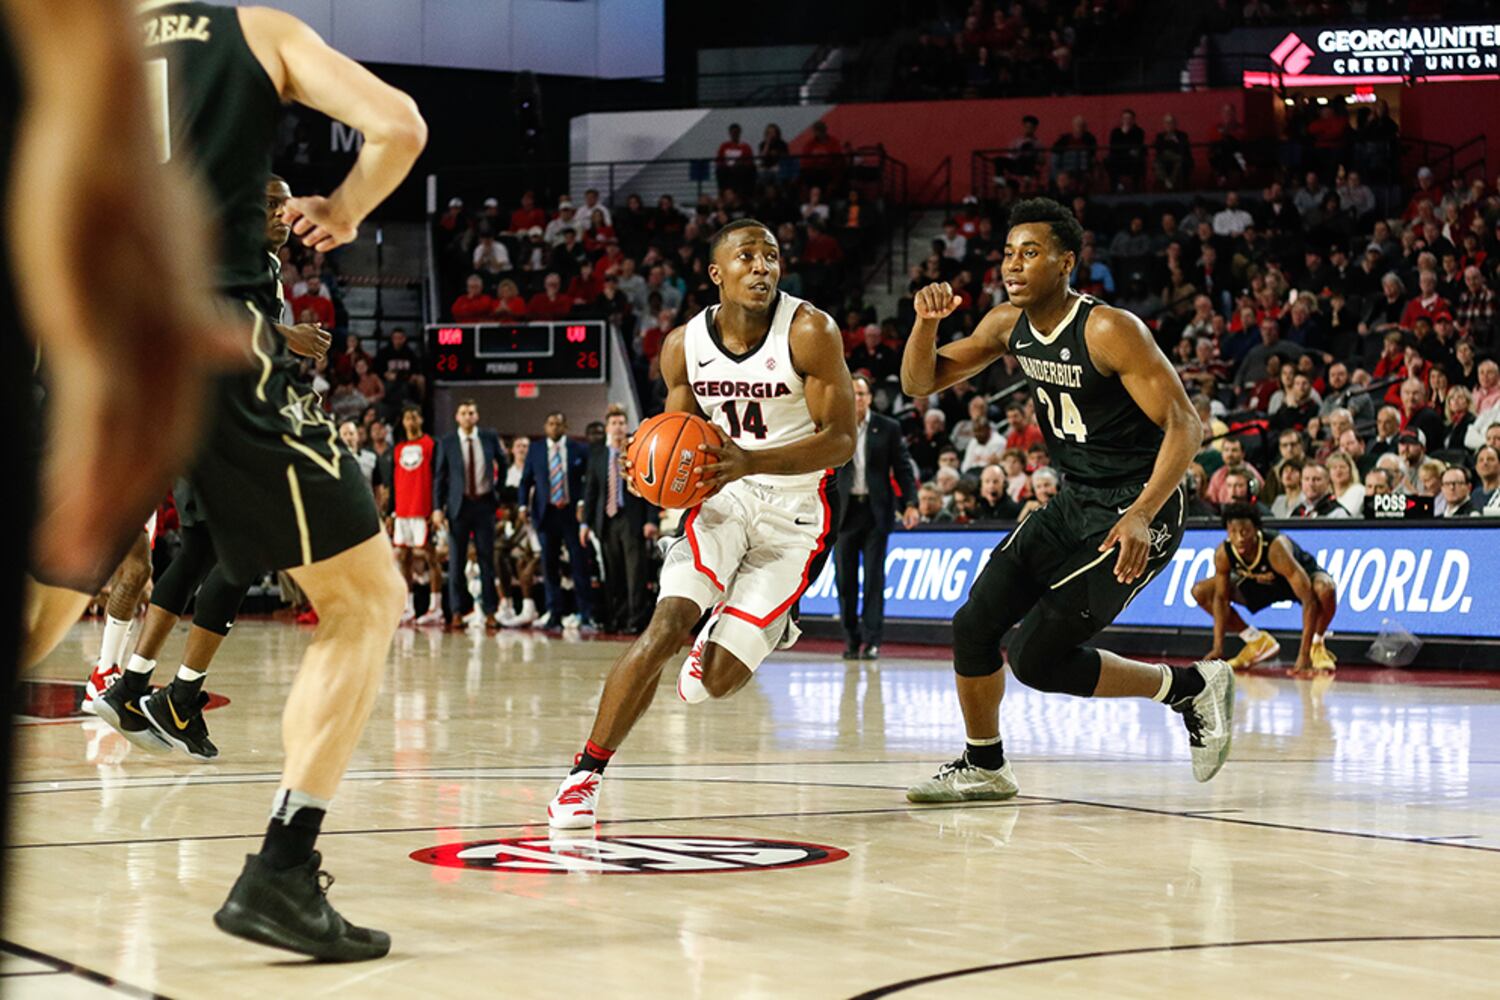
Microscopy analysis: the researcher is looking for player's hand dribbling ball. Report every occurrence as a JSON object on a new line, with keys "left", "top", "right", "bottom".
{"left": 627, "top": 412, "right": 724, "bottom": 509}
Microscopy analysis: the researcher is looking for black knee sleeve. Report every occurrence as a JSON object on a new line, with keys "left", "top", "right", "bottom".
{"left": 150, "top": 525, "right": 217, "bottom": 615}
{"left": 952, "top": 599, "right": 1008, "bottom": 677}
{"left": 1007, "top": 609, "right": 1103, "bottom": 697}
{"left": 190, "top": 567, "right": 248, "bottom": 636}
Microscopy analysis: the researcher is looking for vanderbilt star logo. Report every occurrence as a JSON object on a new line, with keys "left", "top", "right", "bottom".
{"left": 279, "top": 387, "right": 323, "bottom": 435}
{"left": 1148, "top": 522, "right": 1173, "bottom": 554}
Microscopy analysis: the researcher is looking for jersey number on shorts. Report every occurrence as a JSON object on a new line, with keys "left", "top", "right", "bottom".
{"left": 722, "top": 400, "right": 768, "bottom": 440}
{"left": 146, "top": 58, "right": 172, "bottom": 164}
{"left": 1035, "top": 387, "right": 1088, "bottom": 442}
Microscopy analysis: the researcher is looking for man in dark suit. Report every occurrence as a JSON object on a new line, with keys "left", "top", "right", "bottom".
{"left": 520, "top": 410, "right": 594, "bottom": 630}
{"left": 834, "top": 376, "right": 920, "bottom": 660}
{"left": 583, "top": 405, "right": 659, "bottom": 633}
{"left": 432, "top": 398, "right": 503, "bottom": 629}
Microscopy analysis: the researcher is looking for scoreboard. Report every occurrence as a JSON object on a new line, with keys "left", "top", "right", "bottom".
{"left": 426, "top": 320, "right": 608, "bottom": 384}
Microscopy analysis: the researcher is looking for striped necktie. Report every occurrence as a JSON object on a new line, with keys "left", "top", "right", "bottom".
{"left": 548, "top": 443, "right": 566, "bottom": 506}
{"left": 606, "top": 446, "right": 619, "bottom": 517}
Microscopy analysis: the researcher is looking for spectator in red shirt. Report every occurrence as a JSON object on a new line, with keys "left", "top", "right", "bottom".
{"left": 1401, "top": 166, "right": 1443, "bottom": 222}
{"left": 508, "top": 190, "right": 546, "bottom": 233}
{"left": 592, "top": 241, "right": 627, "bottom": 287}
{"left": 494, "top": 278, "right": 527, "bottom": 320}
{"left": 639, "top": 308, "right": 676, "bottom": 363}
{"left": 800, "top": 120, "right": 844, "bottom": 190}
{"left": 292, "top": 274, "right": 336, "bottom": 329}
{"left": 526, "top": 272, "right": 575, "bottom": 320}
{"left": 1399, "top": 270, "right": 1449, "bottom": 330}
{"left": 715, "top": 123, "right": 755, "bottom": 196}
{"left": 1003, "top": 401, "right": 1045, "bottom": 451}
{"left": 452, "top": 274, "right": 499, "bottom": 322}
{"left": 802, "top": 222, "right": 843, "bottom": 264}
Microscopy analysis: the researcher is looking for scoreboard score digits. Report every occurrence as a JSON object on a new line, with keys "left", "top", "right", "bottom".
{"left": 427, "top": 321, "right": 607, "bottom": 384}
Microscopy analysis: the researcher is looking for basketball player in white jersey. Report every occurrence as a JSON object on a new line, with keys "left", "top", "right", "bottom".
{"left": 548, "top": 219, "right": 856, "bottom": 828}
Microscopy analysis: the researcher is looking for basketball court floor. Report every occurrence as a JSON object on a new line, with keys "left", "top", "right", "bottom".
{"left": 6, "top": 619, "right": 1499, "bottom": 998}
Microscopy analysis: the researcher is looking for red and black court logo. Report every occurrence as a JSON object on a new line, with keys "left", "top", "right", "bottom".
{"left": 410, "top": 835, "right": 848, "bottom": 875}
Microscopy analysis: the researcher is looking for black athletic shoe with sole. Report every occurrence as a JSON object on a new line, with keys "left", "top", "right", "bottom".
{"left": 91, "top": 679, "right": 171, "bottom": 754}
{"left": 139, "top": 687, "right": 219, "bottom": 760}
{"left": 214, "top": 852, "right": 391, "bottom": 962}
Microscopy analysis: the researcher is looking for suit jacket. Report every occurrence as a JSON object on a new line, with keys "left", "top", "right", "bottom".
{"left": 520, "top": 435, "right": 590, "bottom": 524}
{"left": 835, "top": 412, "right": 919, "bottom": 528}
{"left": 584, "top": 443, "right": 658, "bottom": 534}
{"left": 432, "top": 427, "right": 503, "bottom": 518}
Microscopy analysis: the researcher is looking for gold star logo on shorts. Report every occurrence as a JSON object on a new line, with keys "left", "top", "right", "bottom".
{"left": 279, "top": 387, "right": 322, "bottom": 436}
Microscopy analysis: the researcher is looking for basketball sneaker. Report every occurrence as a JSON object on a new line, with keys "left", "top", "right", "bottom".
{"left": 414, "top": 606, "right": 446, "bottom": 627}
{"left": 1173, "top": 658, "right": 1234, "bottom": 782}
{"left": 548, "top": 769, "right": 602, "bottom": 829}
{"left": 677, "top": 606, "right": 722, "bottom": 704}
{"left": 1310, "top": 638, "right": 1337, "bottom": 672}
{"left": 214, "top": 852, "right": 390, "bottom": 962}
{"left": 139, "top": 687, "right": 219, "bottom": 761}
{"left": 81, "top": 663, "right": 122, "bottom": 716}
{"left": 1228, "top": 632, "right": 1280, "bottom": 670}
{"left": 90, "top": 678, "right": 171, "bottom": 754}
{"left": 906, "top": 756, "right": 1019, "bottom": 803}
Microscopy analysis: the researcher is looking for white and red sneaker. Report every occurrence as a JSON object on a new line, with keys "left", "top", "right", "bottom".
{"left": 414, "top": 607, "right": 446, "bottom": 627}
{"left": 676, "top": 605, "right": 721, "bottom": 704}
{"left": 81, "top": 664, "right": 122, "bottom": 716}
{"left": 548, "top": 769, "right": 602, "bottom": 829}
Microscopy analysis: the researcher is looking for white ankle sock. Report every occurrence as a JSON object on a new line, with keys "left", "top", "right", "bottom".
{"left": 1151, "top": 664, "right": 1173, "bottom": 703}
{"left": 1239, "top": 626, "right": 1264, "bottom": 642}
{"left": 1313, "top": 632, "right": 1325, "bottom": 645}
{"left": 176, "top": 665, "right": 206, "bottom": 684}
{"left": 98, "top": 616, "right": 132, "bottom": 669}
{"left": 126, "top": 654, "right": 156, "bottom": 676}
{"left": 405, "top": 593, "right": 415, "bottom": 615}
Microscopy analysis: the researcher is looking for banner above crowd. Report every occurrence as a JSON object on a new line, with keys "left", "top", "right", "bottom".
{"left": 1218, "top": 21, "right": 1500, "bottom": 87}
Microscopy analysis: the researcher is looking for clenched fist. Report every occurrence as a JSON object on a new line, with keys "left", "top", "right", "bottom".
{"left": 914, "top": 282, "right": 960, "bottom": 320}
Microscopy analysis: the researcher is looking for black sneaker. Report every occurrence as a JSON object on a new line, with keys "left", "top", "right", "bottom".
{"left": 214, "top": 852, "right": 391, "bottom": 962}
{"left": 91, "top": 678, "right": 171, "bottom": 754}
{"left": 139, "top": 687, "right": 219, "bottom": 760}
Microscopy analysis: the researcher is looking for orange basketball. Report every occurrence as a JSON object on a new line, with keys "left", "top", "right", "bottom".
{"left": 627, "top": 412, "right": 724, "bottom": 509}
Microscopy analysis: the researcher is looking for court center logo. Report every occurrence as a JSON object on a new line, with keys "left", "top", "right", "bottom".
{"left": 410, "top": 835, "right": 848, "bottom": 875}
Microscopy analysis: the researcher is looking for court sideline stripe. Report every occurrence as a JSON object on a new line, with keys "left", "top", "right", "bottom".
{"left": 0, "top": 940, "right": 172, "bottom": 1000}
{"left": 7, "top": 799, "right": 1050, "bottom": 851}
{"left": 846, "top": 934, "right": 1500, "bottom": 998}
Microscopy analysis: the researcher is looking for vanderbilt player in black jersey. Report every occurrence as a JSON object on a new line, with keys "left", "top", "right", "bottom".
{"left": 140, "top": 1, "right": 425, "bottom": 962}
{"left": 93, "top": 175, "right": 334, "bottom": 761}
{"left": 901, "top": 198, "right": 1234, "bottom": 802}
{"left": 1192, "top": 503, "right": 1339, "bottom": 675}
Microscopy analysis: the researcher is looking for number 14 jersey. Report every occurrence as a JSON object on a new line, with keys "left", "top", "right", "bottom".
{"left": 683, "top": 292, "right": 825, "bottom": 492}
{"left": 1009, "top": 293, "right": 1162, "bottom": 488}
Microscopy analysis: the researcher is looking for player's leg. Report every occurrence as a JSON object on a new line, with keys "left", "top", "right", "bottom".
{"left": 1309, "top": 572, "right": 1339, "bottom": 671}
{"left": 137, "top": 566, "right": 247, "bottom": 761}
{"left": 1003, "top": 492, "right": 1232, "bottom": 782}
{"left": 414, "top": 524, "right": 445, "bottom": 624}
{"left": 905, "top": 526, "right": 1042, "bottom": 803}
{"left": 393, "top": 538, "right": 415, "bottom": 623}
{"left": 21, "top": 579, "right": 93, "bottom": 669}
{"left": 84, "top": 531, "right": 152, "bottom": 710}
{"left": 1209, "top": 576, "right": 1281, "bottom": 669}
{"left": 549, "top": 491, "right": 747, "bottom": 828}
{"left": 94, "top": 523, "right": 218, "bottom": 747}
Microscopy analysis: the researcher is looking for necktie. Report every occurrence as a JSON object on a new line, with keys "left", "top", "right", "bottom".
{"left": 549, "top": 443, "right": 566, "bottom": 506}
{"left": 606, "top": 446, "right": 619, "bottom": 518}
{"left": 466, "top": 436, "right": 478, "bottom": 497}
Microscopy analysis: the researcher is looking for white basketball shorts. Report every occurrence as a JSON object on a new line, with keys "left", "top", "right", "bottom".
{"left": 392, "top": 516, "right": 429, "bottom": 549}
{"left": 658, "top": 476, "right": 832, "bottom": 671}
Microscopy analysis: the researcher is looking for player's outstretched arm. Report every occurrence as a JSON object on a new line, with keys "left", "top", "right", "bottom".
{"left": 697, "top": 307, "right": 855, "bottom": 490}
{"left": 1269, "top": 537, "right": 1318, "bottom": 672}
{"left": 900, "top": 283, "right": 1018, "bottom": 396}
{"left": 1089, "top": 305, "right": 1199, "bottom": 583}
{"left": 240, "top": 7, "right": 427, "bottom": 251}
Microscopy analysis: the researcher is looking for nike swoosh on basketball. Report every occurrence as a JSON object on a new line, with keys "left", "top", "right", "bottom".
{"left": 641, "top": 437, "right": 658, "bottom": 485}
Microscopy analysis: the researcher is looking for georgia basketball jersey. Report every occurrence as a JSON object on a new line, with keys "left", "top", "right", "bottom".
{"left": 684, "top": 292, "right": 823, "bottom": 491}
